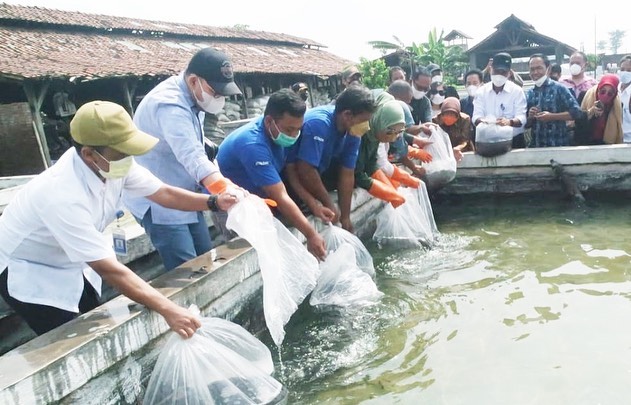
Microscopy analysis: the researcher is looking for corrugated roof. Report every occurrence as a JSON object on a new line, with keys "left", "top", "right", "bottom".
{"left": 0, "top": 3, "right": 353, "bottom": 80}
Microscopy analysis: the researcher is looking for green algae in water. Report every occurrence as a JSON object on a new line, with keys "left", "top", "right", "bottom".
{"left": 276, "top": 194, "right": 631, "bottom": 404}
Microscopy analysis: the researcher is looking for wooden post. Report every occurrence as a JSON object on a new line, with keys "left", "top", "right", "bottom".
{"left": 550, "top": 159, "right": 586, "bottom": 203}
{"left": 237, "top": 76, "right": 249, "bottom": 119}
{"left": 22, "top": 80, "right": 51, "bottom": 168}
{"left": 122, "top": 78, "right": 138, "bottom": 117}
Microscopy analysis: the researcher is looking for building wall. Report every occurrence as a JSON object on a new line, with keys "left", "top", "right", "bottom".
{"left": 0, "top": 102, "right": 45, "bottom": 176}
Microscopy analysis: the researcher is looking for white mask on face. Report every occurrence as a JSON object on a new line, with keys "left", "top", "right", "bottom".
{"left": 431, "top": 94, "right": 445, "bottom": 105}
{"left": 412, "top": 87, "right": 426, "bottom": 100}
{"left": 618, "top": 71, "right": 631, "bottom": 85}
{"left": 569, "top": 63, "right": 582, "bottom": 76}
{"left": 196, "top": 80, "right": 225, "bottom": 114}
{"left": 94, "top": 151, "right": 133, "bottom": 179}
{"left": 534, "top": 75, "right": 547, "bottom": 87}
{"left": 491, "top": 74, "right": 508, "bottom": 87}
{"left": 431, "top": 74, "right": 443, "bottom": 83}
{"left": 466, "top": 85, "right": 479, "bottom": 97}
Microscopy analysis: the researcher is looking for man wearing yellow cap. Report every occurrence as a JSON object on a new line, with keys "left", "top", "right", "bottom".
{"left": 0, "top": 101, "right": 236, "bottom": 338}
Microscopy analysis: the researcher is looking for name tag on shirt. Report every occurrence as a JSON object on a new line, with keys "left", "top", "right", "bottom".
{"left": 113, "top": 228, "right": 128, "bottom": 256}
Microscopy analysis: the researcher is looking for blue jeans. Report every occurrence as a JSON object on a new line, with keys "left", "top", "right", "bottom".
{"left": 139, "top": 209, "right": 212, "bottom": 271}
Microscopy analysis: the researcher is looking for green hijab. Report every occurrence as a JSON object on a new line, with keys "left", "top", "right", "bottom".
{"left": 367, "top": 92, "right": 405, "bottom": 139}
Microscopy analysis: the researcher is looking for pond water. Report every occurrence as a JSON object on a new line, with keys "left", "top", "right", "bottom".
{"left": 276, "top": 194, "right": 631, "bottom": 404}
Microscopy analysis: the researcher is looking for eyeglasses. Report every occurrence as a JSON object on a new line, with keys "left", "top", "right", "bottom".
{"left": 385, "top": 128, "right": 405, "bottom": 136}
{"left": 429, "top": 90, "right": 445, "bottom": 96}
{"left": 598, "top": 89, "right": 616, "bottom": 97}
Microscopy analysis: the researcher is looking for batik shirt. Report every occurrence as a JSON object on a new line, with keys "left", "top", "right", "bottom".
{"left": 526, "top": 78, "right": 585, "bottom": 147}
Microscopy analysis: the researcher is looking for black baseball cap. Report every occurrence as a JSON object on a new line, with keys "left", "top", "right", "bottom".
{"left": 492, "top": 52, "right": 512, "bottom": 71}
{"left": 187, "top": 48, "right": 242, "bottom": 96}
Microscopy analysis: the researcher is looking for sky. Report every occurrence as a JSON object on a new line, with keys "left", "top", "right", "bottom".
{"left": 4, "top": 0, "right": 631, "bottom": 63}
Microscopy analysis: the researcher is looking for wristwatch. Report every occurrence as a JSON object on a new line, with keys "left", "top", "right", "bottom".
{"left": 206, "top": 195, "right": 220, "bottom": 212}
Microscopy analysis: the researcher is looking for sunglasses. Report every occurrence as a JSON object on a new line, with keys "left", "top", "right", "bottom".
{"left": 598, "top": 89, "right": 616, "bottom": 97}
{"left": 430, "top": 90, "right": 445, "bottom": 96}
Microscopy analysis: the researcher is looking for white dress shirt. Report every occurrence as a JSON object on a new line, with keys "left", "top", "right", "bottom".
{"left": 0, "top": 148, "right": 162, "bottom": 312}
{"left": 620, "top": 84, "right": 631, "bottom": 143}
{"left": 472, "top": 81, "right": 527, "bottom": 137}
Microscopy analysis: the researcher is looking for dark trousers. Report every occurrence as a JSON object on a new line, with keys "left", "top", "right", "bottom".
{"left": 0, "top": 269, "right": 100, "bottom": 335}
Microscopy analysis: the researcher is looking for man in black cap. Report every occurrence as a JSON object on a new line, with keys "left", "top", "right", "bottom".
{"left": 125, "top": 47, "right": 246, "bottom": 271}
{"left": 471, "top": 52, "right": 527, "bottom": 149}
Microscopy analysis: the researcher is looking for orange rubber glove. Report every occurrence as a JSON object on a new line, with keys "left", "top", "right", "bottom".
{"left": 407, "top": 146, "right": 433, "bottom": 163}
{"left": 389, "top": 178, "right": 401, "bottom": 189}
{"left": 206, "top": 177, "right": 234, "bottom": 194}
{"left": 368, "top": 179, "right": 406, "bottom": 208}
{"left": 371, "top": 169, "right": 395, "bottom": 188}
{"left": 391, "top": 166, "right": 420, "bottom": 188}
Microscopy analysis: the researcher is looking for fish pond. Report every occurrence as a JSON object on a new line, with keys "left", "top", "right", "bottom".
{"left": 274, "top": 193, "right": 631, "bottom": 404}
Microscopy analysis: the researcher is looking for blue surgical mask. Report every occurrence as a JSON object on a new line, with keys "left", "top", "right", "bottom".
{"left": 618, "top": 71, "right": 631, "bottom": 85}
{"left": 271, "top": 121, "right": 300, "bottom": 147}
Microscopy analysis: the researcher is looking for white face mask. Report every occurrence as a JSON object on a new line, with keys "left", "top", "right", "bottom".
{"left": 569, "top": 63, "right": 582, "bottom": 76}
{"left": 412, "top": 87, "right": 426, "bottom": 100}
{"left": 431, "top": 74, "right": 443, "bottom": 83}
{"left": 618, "top": 71, "right": 631, "bottom": 85}
{"left": 466, "top": 85, "right": 479, "bottom": 97}
{"left": 196, "top": 80, "right": 225, "bottom": 114}
{"left": 491, "top": 74, "right": 508, "bottom": 87}
{"left": 94, "top": 151, "right": 133, "bottom": 179}
{"left": 534, "top": 75, "right": 547, "bottom": 87}
{"left": 431, "top": 94, "right": 445, "bottom": 105}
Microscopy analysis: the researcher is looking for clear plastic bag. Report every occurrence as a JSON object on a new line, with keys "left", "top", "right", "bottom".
{"left": 310, "top": 243, "right": 383, "bottom": 308}
{"left": 320, "top": 223, "right": 375, "bottom": 277}
{"left": 422, "top": 127, "right": 457, "bottom": 189}
{"left": 143, "top": 316, "right": 284, "bottom": 405}
{"left": 475, "top": 120, "right": 514, "bottom": 157}
{"left": 226, "top": 195, "right": 320, "bottom": 346}
{"left": 397, "top": 184, "right": 438, "bottom": 245}
{"left": 372, "top": 203, "right": 423, "bottom": 249}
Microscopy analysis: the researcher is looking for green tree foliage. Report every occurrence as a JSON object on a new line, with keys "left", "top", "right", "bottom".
{"left": 368, "top": 28, "right": 468, "bottom": 85}
{"left": 586, "top": 54, "right": 600, "bottom": 73}
{"left": 357, "top": 58, "right": 389, "bottom": 90}
{"left": 609, "top": 30, "right": 626, "bottom": 54}
{"left": 597, "top": 40, "right": 608, "bottom": 53}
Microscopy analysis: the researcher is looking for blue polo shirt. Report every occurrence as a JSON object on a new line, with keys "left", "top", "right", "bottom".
{"left": 286, "top": 105, "right": 360, "bottom": 173}
{"left": 216, "top": 117, "right": 285, "bottom": 197}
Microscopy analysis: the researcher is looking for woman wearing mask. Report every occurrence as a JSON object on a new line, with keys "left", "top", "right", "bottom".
{"left": 575, "top": 74, "right": 623, "bottom": 145}
{"left": 429, "top": 81, "right": 446, "bottom": 118}
{"left": 433, "top": 97, "right": 473, "bottom": 161}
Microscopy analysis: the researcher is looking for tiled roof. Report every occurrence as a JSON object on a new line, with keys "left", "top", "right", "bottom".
{"left": 0, "top": 3, "right": 322, "bottom": 46}
{"left": 0, "top": 3, "right": 352, "bottom": 80}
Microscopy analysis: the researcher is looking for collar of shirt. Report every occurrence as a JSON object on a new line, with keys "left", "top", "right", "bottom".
{"left": 72, "top": 149, "right": 105, "bottom": 197}
{"left": 176, "top": 72, "right": 199, "bottom": 111}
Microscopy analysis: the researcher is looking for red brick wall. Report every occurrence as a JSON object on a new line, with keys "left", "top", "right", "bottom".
{"left": 0, "top": 103, "right": 45, "bottom": 176}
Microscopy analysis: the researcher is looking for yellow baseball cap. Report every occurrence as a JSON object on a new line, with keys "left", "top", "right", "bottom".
{"left": 70, "top": 101, "right": 158, "bottom": 155}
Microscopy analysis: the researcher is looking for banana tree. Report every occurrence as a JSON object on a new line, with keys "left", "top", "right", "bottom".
{"left": 369, "top": 29, "right": 468, "bottom": 85}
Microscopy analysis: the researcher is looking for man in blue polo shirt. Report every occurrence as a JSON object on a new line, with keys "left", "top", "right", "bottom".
{"left": 285, "top": 86, "right": 375, "bottom": 233}
{"left": 217, "top": 89, "right": 326, "bottom": 261}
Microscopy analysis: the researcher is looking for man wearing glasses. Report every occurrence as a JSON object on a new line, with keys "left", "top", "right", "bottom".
{"left": 125, "top": 48, "right": 246, "bottom": 271}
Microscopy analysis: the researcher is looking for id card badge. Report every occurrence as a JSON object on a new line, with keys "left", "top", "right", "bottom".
{"left": 113, "top": 227, "right": 128, "bottom": 256}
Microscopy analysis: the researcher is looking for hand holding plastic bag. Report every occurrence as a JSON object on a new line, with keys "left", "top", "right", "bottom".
{"left": 320, "top": 223, "right": 375, "bottom": 277}
{"left": 143, "top": 316, "right": 284, "bottom": 405}
{"left": 422, "top": 127, "right": 457, "bottom": 190}
{"left": 310, "top": 243, "right": 383, "bottom": 308}
{"left": 226, "top": 195, "right": 320, "bottom": 346}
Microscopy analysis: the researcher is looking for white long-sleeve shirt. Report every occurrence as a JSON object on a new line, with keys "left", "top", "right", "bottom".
{"left": 472, "top": 81, "right": 527, "bottom": 137}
